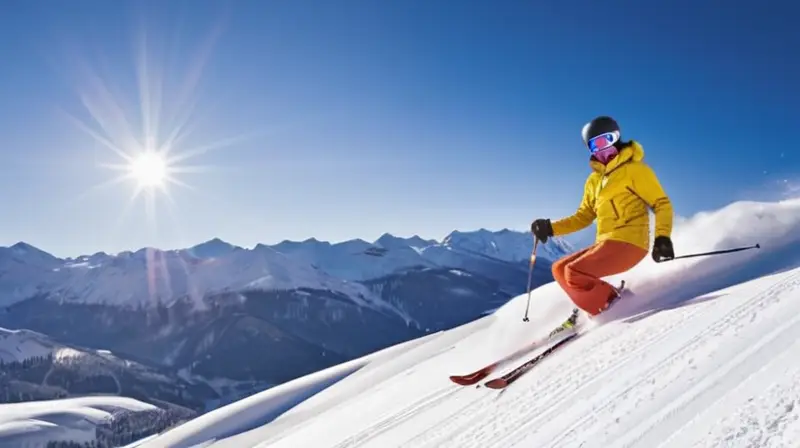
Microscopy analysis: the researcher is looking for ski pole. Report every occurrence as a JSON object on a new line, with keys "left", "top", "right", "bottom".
{"left": 660, "top": 243, "right": 760, "bottom": 262}
{"left": 522, "top": 236, "right": 539, "bottom": 322}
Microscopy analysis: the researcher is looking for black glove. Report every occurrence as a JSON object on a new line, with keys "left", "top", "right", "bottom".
{"left": 652, "top": 236, "right": 674, "bottom": 262}
{"left": 530, "top": 218, "right": 553, "bottom": 243}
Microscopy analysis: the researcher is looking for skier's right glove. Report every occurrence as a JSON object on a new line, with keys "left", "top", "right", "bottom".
{"left": 530, "top": 218, "right": 553, "bottom": 243}
{"left": 652, "top": 236, "right": 674, "bottom": 263}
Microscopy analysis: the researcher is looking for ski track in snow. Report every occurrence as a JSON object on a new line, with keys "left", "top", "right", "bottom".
{"left": 253, "top": 266, "right": 800, "bottom": 448}
{"left": 539, "top": 268, "right": 800, "bottom": 448}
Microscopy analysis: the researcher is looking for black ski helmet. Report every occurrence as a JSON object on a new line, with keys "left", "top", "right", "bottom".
{"left": 581, "top": 116, "right": 620, "bottom": 147}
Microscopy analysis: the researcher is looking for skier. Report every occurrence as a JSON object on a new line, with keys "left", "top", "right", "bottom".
{"left": 530, "top": 116, "right": 675, "bottom": 321}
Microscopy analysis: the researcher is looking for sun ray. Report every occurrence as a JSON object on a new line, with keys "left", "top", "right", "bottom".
{"left": 60, "top": 14, "right": 247, "bottom": 254}
{"left": 97, "top": 162, "right": 135, "bottom": 171}
{"left": 144, "top": 190, "right": 158, "bottom": 236}
{"left": 61, "top": 110, "right": 133, "bottom": 162}
{"left": 77, "top": 73, "right": 141, "bottom": 156}
{"left": 160, "top": 109, "right": 198, "bottom": 157}
{"left": 64, "top": 173, "right": 137, "bottom": 209}
{"left": 165, "top": 176, "right": 195, "bottom": 191}
{"left": 166, "top": 132, "right": 259, "bottom": 164}
{"left": 169, "top": 164, "right": 219, "bottom": 174}
{"left": 107, "top": 185, "right": 149, "bottom": 244}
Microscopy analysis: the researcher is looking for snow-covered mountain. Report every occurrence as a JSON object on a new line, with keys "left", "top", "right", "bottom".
{"left": 267, "top": 229, "right": 558, "bottom": 283}
{"left": 113, "top": 196, "right": 800, "bottom": 448}
{"left": 0, "top": 327, "right": 60, "bottom": 363}
{"left": 439, "top": 228, "right": 571, "bottom": 263}
{"left": 0, "top": 326, "right": 219, "bottom": 412}
{"left": 0, "top": 243, "right": 62, "bottom": 306}
{"left": 47, "top": 245, "right": 377, "bottom": 310}
{"left": 184, "top": 237, "right": 241, "bottom": 259}
{"left": 0, "top": 228, "right": 570, "bottom": 310}
{"left": 0, "top": 228, "right": 569, "bottom": 390}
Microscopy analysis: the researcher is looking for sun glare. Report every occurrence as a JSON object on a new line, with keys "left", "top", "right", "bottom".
{"left": 130, "top": 151, "right": 168, "bottom": 188}
{"left": 64, "top": 20, "right": 255, "bottom": 238}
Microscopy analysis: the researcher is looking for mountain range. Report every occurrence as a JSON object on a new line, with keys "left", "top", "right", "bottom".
{"left": 0, "top": 228, "right": 572, "bottom": 410}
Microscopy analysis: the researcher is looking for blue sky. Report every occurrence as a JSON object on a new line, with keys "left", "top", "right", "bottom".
{"left": 0, "top": 0, "right": 798, "bottom": 257}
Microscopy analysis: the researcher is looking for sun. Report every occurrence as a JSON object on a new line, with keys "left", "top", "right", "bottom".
{"left": 64, "top": 21, "right": 254, "bottom": 232}
{"left": 130, "top": 151, "right": 168, "bottom": 189}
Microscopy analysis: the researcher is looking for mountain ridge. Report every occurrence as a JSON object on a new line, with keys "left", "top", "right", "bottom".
{"left": 6, "top": 227, "right": 570, "bottom": 261}
{"left": 0, "top": 228, "right": 573, "bottom": 310}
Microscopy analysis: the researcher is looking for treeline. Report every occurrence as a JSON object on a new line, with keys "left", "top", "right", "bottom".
{"left": 40, "top": 408, "right": 192, "bottom": 448}
{"left": 46, "top": 442, "right": 96, "bottom": 448}
{"left": 0, "top": 384, "right": 68, "bottom": 403}
{"left": 96, "top": 408, "right": 192, "bottom": 446}
{"left": 0, "top": 352, "right": 211, "bottom": 410}
{"left": 0, "top": 353, "right": 53, "bottom": 372}
{"left": 0, "top": 353, "right": 123, "bottom": 403}
{"left": 46, "top": 442, "right": 91, "bottom": 448}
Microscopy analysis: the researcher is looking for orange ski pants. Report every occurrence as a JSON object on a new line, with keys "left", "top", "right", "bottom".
{"left": 552, "top": 240, "right": 647, "bottom": 316}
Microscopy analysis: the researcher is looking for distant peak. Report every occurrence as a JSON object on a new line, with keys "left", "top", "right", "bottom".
{"left": 406, "top": 235, "right": 436, "bottom": 246}
{"left": 299, "top": 237, "right": 331, "bottom": 246}
{"left": 7, "top": 241, "right": 54, "bottom": 257}
{"left": 443, "top": 230, "right": 463, "bottom": 240}
{"left": 134, "top": 247, "right": 162, "bottom": 256}
{"left": 192, "top": 237, "right": 233, "bottom": 248}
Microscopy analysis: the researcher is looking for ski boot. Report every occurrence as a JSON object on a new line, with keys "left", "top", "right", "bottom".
{"left": 604, "top": 280, "right": 627, "bottom": 311}
{"left": 584, "top": 280, "right": 628, "bottom": 321}
{"left": 548, "top": 307, "right": 580, "bottom": 338}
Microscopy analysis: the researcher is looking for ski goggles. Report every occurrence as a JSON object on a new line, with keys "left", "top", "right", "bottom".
{"left": 587, "top": 131, "right": 620, "bottom": 153}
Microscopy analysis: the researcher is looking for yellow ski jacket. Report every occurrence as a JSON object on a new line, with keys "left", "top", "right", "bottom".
{"left": 551, "top": 140, "right": 673, "bottom": 251}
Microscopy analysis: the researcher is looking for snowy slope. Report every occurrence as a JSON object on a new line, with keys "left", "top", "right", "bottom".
{"left": 184, "top": 238, "right": 241, "bottom": 259}
{"left": 0, "top": 396, "right": 159, "bottom": 447}
{"left": 52, "top": 245, "right": 375, "bottom": 308}
{"left": 0, "top": 327, "right": 61, "bottom": 363}
{"left": 269, "top": 230, "right": 570, "bottom": 282}
{"left": 129, "top": 196, "right": 800, "bottom": 448}
{"left": 440, "top": 228, "right": 572, "bottom": 263}
{"left": 270, "top": 237, "right": 439, "bottom": 282}
{"left": 0, "top": 243, "right": 62, "bottom": 305}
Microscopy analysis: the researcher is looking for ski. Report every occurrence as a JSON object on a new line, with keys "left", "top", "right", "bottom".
{"left": 484, "top": 332, "right": 579, "bottom": 389}
{"left": 448, "top": 334, "right": 551, "bottom": 386}
{"left": 449, "top": 316, "right": 579, "bottom": 386}
{"left": 460, "top": 280, "right": 624, "bottom": 389}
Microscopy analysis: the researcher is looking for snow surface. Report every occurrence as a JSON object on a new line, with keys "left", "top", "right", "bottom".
{"left": 128, "top": 196, "right": 800, "bottom": 448}
{"left": 0, "top": 327, "right": 59, "bottom": 363}
{"left": 0, "top": 397, "right": 158, "bottom": 447}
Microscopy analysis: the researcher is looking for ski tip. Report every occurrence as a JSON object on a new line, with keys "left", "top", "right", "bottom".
{"left": 484, "top": 379, "right": 508, "bottom": 389}
{"left": 450, "top": 376, "right": 480, "bottom": 386}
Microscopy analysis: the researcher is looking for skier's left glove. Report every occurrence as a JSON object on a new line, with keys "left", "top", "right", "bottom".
{"left": 652, "top": 236, "right": 674, "bottom": 263}
{"left": 530, "top": 218, "right": 553, "bottom": 243}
